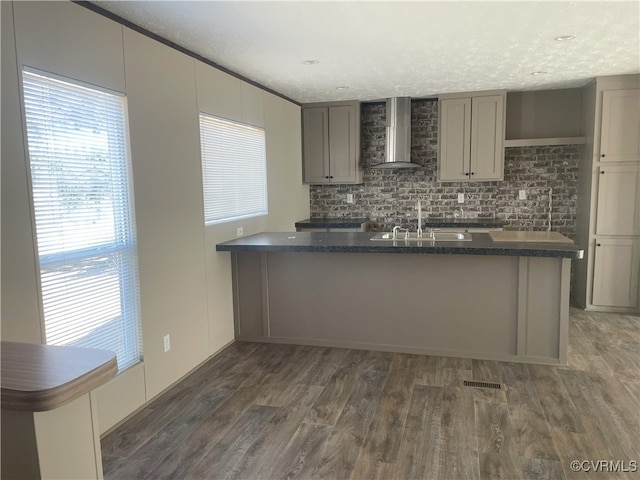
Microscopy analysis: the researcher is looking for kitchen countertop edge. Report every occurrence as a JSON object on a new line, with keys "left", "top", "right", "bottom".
{"left": 216, "top": 232, "right": 583, "bottom": 259}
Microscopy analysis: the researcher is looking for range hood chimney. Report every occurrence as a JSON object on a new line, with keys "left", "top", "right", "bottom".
{"left": 372, "top": 97, "right": 420, "bottom": 169}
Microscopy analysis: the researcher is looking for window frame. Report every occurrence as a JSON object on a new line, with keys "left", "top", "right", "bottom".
{"left": 198, "top": 112, "right": 268, "bottom": 226}
{"left": 21, "top": 67, "right": 143, "bottom": 372}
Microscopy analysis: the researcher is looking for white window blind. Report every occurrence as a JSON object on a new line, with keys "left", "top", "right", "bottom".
{"left": 22, "top": 69, "right": 142, "bottom": 371}
{"left": 199, "top": 114, "right": 267, "bottom": 225}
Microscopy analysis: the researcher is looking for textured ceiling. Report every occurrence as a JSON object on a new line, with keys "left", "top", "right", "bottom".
{"left": 95, "top": 1, "right": 640, "bottom": 103}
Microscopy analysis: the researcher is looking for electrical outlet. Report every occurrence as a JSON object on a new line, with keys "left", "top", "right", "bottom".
{"left": 458, "top": 193, "right": 464, "bottom": 204}
{"left": 519, "top": 190, "right": 527, "bottom": 200}
{"left": 346, "top": 194, "right": 354, "bottom": 204}
{"left": 163, "top": 334, "right": 171, "bottom": 353}
{"left": 236, "top": 227, "right": 244, "bottom": 237}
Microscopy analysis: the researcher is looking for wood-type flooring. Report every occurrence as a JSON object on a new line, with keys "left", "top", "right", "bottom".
{"left": 102, "top": 307, "right": 639, "bottom": 479}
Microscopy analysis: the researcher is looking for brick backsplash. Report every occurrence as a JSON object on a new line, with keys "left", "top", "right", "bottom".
{"left": 310, "top": 100, "right": 580, "bottom": 237}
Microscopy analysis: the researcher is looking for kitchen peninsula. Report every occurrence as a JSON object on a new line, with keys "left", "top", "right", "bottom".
{"left": 217, "top": 232, "right": 583, "bottom": 365}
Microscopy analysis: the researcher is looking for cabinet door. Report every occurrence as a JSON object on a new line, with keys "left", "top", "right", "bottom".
{"left": 302, "top": 107, "right": 330, "bottom": 183}
{"left": 600, "top": 89, "right": 640, "bottom": 163}
{"left": 595, "top": 165, "right": 640, "bottom": 235}
{"left": 328, "top": 104, "right": 359, "bottom": 183}
{"left": 470, "top": 95, "right": 504, "bottom": 180}
{"left": 592, "top": 238, "right": 639, "bottom": 308}
{"left": 439, "top": 98, "right": 471, "bottom": 181}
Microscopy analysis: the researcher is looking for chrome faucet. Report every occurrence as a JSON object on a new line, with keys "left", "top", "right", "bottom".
{"left": 392, "top": 226, "right": 410, "bottom": 240}
{"left": 416, "top": 196, "right": 423, "bottom": 238}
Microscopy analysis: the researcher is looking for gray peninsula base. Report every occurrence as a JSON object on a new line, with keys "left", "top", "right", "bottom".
{"left": 230, "top": 252, "right": 571, "bottom": 365}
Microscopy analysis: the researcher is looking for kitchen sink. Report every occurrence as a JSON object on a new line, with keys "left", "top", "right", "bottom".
{"left": 370, "top": 232, "right": 472, "bottom": 242}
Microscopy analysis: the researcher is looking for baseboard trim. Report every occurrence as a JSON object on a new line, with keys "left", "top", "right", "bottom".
{"left": 235, "top": 335, "right": 565, "bottom": 366}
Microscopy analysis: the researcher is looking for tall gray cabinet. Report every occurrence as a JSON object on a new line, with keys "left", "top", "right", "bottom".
{"left": 573, "top": 75, "right": 640, "bottom": 313}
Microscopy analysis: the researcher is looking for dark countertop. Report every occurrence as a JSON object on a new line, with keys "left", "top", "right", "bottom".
{"left": 422, "top": 217, "right": 504, "bottom": 228}
{"left": 295, "top": 217, "right": 369, "bottom": 229}
{"left": 217, "top": 232, "right": 583, "bottom": 259}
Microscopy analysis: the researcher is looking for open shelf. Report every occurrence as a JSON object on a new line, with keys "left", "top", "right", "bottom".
{"left": 504, "top": 136, "right": 586, "bottom": 148}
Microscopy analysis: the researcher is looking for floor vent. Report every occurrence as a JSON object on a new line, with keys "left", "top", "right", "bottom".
{"left": 463, "top": 380, "right": 502, "bottom": 390}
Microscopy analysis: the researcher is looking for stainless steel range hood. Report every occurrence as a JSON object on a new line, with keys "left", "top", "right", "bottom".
{"left": 372, "top": 97, "right": 420, "bottom": 169}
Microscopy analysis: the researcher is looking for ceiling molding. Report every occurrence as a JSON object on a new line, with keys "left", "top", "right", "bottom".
{"left": 75, "top": 1, "right": 301, "bottom": 106}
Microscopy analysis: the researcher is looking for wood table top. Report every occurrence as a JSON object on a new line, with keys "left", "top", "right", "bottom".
{"left": 489, "top": 230, "right": 574, "bottom": 244}
{"left": 1, "top": 341, "right": 117, "bottom": 412}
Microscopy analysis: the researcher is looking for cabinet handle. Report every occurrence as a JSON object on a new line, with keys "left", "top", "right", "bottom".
{"left": 471, "top": 172, "right": 475, "bottom": 176}
{"left": 325, "top": 176, "right": 330, "bottom": 179}
{"left": 465, "top": 172, "right": 470, "bottom": 176}
{"left": 597, "top": 243, "right": 601, "bottom": 247}
{"left": 601, "top": 171, "right": 605, "bottom": 174}
{"left": 601, "top": 154, "right": 606, "bottom": 157}
{"left": 330, "top": 176, "right": 334, "bottom": 179}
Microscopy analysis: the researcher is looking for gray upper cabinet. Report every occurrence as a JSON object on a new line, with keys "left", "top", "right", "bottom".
{"left": 438, "top": 91, "right": 506, "bottom": 181}
{"left": 302, "top": 107, "right": 329, "bottom": 183}
{"left": 600, "top": 89, "right": 640, "bottom": 163}
{"left": 438, "top": 97, "right": 471, "bottom": 181}
{"left": 302, "top": 101, "right": 362, "bottom": 184}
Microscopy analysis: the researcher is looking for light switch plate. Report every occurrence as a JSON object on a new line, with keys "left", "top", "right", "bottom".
{"left": 458, "top": 193, "right": 464, "bottom": 203}
{"left": 236, "top": 227, "right": 244, "bottom": 237}
{"left": 519, "top": 190, "right": 527, "bottom": 200}
{"left": 346, "top": 194, "right": 354, "bottom": 204}
{"left": 163, "top": 334, "right": 170, "bottom": 353}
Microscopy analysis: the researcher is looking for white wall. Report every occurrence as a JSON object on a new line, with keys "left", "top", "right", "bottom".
{"left": 573, "top": 81, "right": 596, "bottom": 308}
{"left": 123, "top": 27, "right": 211, "bottom": 401}
{"left": 1, "top": 1, "right": 42, "bottom": 344}
{"left": 265, "top": 93, "right": 310, "bottom": 231}
{"left": 1, "top": 0, "right": 309, "bottom": 433}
